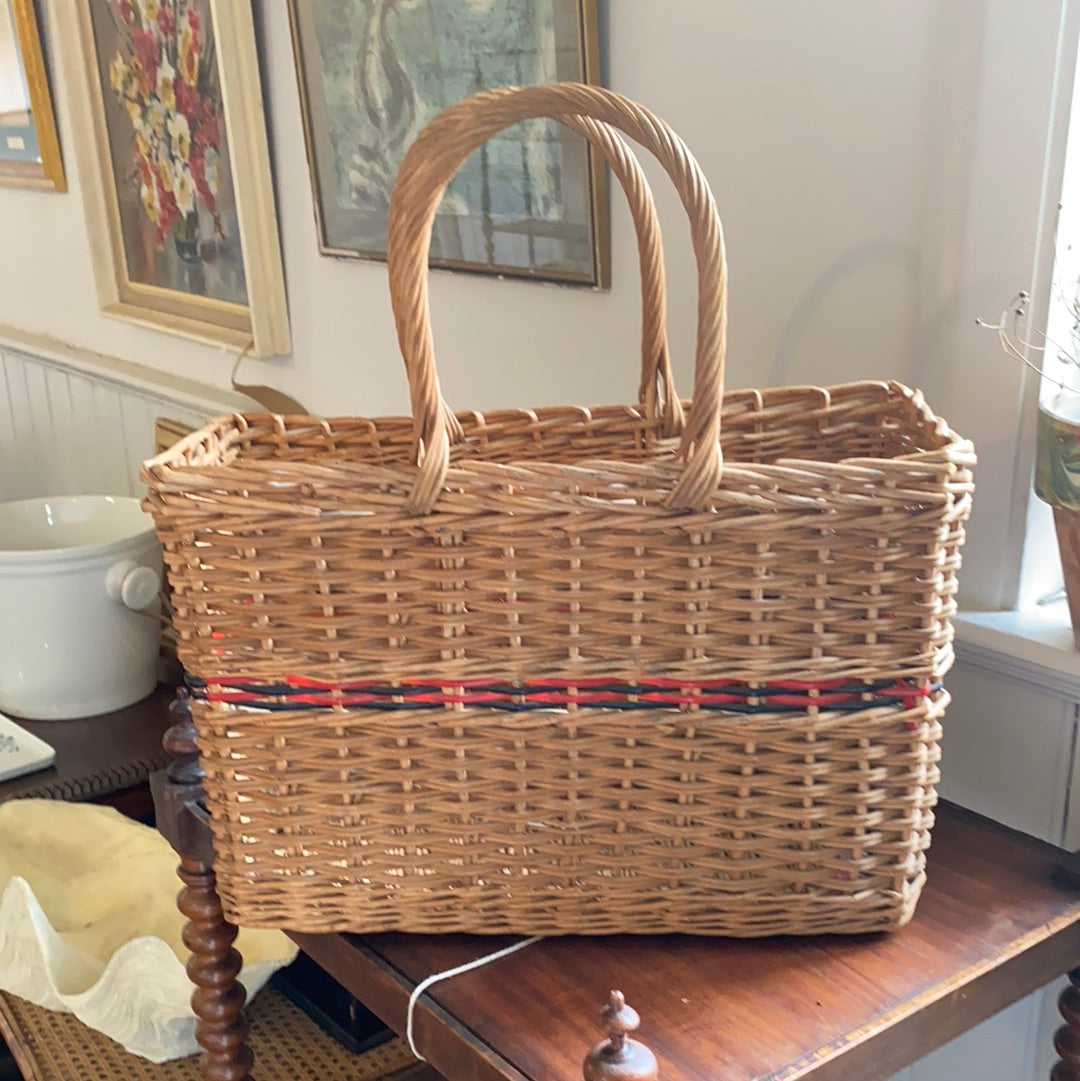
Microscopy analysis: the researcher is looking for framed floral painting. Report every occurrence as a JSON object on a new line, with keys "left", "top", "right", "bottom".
{"left": 58, "top": 1, "right": 290, "bottom": 355}
{"left": 288, "top": 0, "right": 609, "bottom": 287}
{"left": 0, "top": 0, "right": 64, "bottom": 190}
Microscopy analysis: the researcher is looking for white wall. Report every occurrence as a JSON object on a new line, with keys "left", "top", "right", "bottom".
{"left": 0, "top": 0, "right": 1073, "bottom": 609}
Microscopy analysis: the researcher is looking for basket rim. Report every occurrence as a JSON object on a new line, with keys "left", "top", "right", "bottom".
{"left": 141, "top": 379, "right": 976, "bottom": 487}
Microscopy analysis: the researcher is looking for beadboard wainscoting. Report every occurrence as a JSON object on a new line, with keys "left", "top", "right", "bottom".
{"left": 0, "top": 337, "right": 240, "bottom": 501}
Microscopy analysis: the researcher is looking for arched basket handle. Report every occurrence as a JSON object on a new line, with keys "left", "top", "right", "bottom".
{"left": 388, "top": 83, "right": 727, "bottom": 513}
{"left": 427, "top": 111, "right": 684, "bottom": 449}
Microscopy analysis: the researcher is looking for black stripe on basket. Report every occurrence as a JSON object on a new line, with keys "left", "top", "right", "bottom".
{"left": 184, "top": 676, "right": 941, "bottom": 714}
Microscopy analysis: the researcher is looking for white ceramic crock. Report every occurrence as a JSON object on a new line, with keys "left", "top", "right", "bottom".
{"left": 0, "top": 496, "right": 163, "bottom": 720}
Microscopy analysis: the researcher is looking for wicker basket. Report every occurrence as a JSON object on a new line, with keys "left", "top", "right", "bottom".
{"left": 142, "top": 84, "right": 975, "bottom": 938}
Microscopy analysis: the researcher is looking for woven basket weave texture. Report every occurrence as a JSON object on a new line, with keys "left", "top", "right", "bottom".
{"left": 142, "top": 84, "right": 975, "bottom": 938}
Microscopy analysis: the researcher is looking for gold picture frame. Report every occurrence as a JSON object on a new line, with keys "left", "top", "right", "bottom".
{"left": 288, "top": 0, "right": 609, "bottom": 287}
{"left": 56, "top": 1, "right": 290, "bottom": 356}
{"left": 0, "top": 0, "right": 65, "bottom": 191}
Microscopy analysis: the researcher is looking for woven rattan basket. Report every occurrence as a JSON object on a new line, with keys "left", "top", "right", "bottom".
{"left": 142, "top": 84, "right": 975, "bottom": 938}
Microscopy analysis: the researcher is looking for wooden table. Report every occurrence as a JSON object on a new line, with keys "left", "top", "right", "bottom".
{"left": 152, "top": 699, "right": 1080, "bottom": 1081}
{"left": 0, "top": 686, "right": 174, "bottom": 817}
{"left": 290, "top": 805, "right": 1080, "bottom": 1081}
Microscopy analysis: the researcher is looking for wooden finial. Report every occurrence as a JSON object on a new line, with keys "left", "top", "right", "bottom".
{"left": 163, "top": 685, "right": 203, "bottom": 785}
{"left": 583, "top": 991, "right": 658, "bottom": 1081}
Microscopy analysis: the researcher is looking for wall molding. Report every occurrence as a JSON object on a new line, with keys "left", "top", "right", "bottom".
{"left": 0, "top": 329, "right": 248, "bottom": 502}
{"left": 954, "top": 610, "right": 1080, "bottom": 700}
{"left": 0, "top": 322, "right": 254, "bottom": 417}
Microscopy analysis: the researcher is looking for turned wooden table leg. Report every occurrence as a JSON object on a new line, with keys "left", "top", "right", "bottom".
{"left": 151, "top": 688, "right": 256, "bottom": 1081}
{"left": 179, "top": 859, "right": 252, "bottom": 1081}
{"left": 1053, "top": 970, "right": 1080, "bottom": 1080}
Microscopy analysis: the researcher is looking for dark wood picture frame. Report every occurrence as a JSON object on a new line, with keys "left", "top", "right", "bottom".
{"left": 287, "top": 0, "right": 610, "bottom": 287}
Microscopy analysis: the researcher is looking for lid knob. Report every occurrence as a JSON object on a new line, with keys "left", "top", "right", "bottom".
{"left": 582, "top": 991, "right": 658, "bottom": 1081}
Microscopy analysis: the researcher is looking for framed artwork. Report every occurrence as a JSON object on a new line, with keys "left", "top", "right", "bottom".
{"left": 288, "top": 0, "right": 609, "bottom": 287}
{"left": 57, "top": 1, "right": 290, "bottom": 356}
{"left": 0, "top": 0, "right": 64, "bottom": 190}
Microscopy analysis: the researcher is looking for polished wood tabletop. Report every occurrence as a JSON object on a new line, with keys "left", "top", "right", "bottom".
{"left": 0, "top": 686, "right": 173, "bottom": 814}
{"left": 293, "top": 803, "right": 1080, "bottom": 1081}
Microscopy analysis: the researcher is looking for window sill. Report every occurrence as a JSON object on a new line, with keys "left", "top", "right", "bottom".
{"left": 954, "top": 604, "right": 1080, "bottom": 697}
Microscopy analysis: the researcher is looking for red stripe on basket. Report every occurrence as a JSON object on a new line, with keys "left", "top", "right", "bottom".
{"left": 197, "top": 677, "right": 935, "bottom": 712}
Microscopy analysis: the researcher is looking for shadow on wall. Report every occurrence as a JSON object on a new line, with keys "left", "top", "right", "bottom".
{"left": 768, "top": 241, "right": 1021, "bottom": 406}
{"left": 768, "top": 241, "right": 921, "bottom": 387}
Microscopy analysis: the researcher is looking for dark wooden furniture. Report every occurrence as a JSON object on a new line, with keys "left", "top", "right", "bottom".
{"left": 294, "top": 805, "right": 1080, "bottom": 1081}
{"left": 0, "top": 686, "right": 175, "bottom": 817}
{"left": 154, "top": 696, "right": 1080, "bottom": 1081}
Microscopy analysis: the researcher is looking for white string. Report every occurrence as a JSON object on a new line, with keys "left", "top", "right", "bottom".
{"left": 405, "top": 936, "right": 542, "bottom": 1060}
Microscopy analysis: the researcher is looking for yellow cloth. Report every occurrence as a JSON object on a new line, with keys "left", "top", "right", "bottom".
{"left": 0, "top": 799, "right": 297, "bottom": 1062}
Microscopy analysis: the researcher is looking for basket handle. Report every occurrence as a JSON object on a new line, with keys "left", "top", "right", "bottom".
{"left": 388, "top": 83, "right": 727, "bottom": 514}
{"left": 425, "top": 112, "right": 684, "bottom": 448}
{"left": 563, "top": 115, "right": 682, "bottom": 438}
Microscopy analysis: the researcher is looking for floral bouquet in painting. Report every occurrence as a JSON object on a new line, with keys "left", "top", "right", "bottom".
{"left": 105, "top": 0, "right": 222, "bottom": 261}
